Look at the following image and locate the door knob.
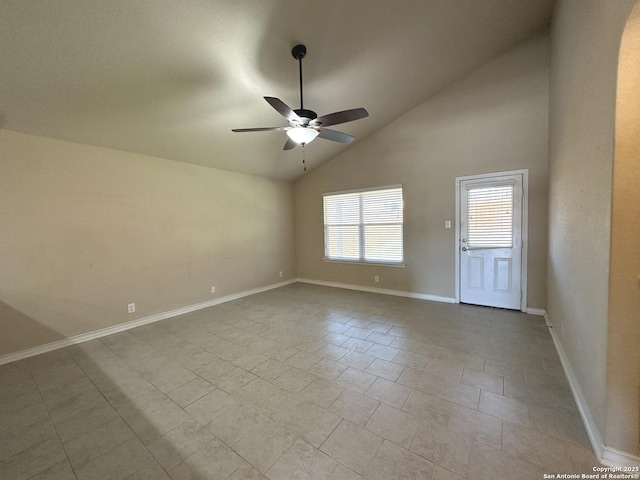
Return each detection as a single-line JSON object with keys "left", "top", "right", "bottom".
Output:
{"left": 461, "top": 247, "right": 467, "bottom": 251}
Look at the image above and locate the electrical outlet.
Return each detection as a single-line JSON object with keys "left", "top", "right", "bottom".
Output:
{"left": 127, "top": 303, "right": 135, "bottom": 314}
{"left": 279, "top": 271, "right": 283, "bottom": 278}
{"left": 211, "top": 286, "right": 216, "bottom": 294}
{"left": 374, "top": 275, "right": 380, "bottom": 283}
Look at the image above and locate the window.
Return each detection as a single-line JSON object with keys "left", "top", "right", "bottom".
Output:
{"left": 323, "top": 186, "right": 403, "bottom": 264}
{"left": 466, "top": 184, "right": 514, "bottom": 248}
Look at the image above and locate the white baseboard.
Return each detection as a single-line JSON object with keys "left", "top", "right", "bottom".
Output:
{"left": 544, "top": 311, "right": 605, "bottom": 460}
{"left": 297, "top": 278, "right": 551, "bottom": 313}
{"left": 544, "top": 312, "right": 640, "bottom": 468}
{"left": 602, "top": 446, "right": 640, "bottom": 468}
{"left": 0, "top": 279, "right": 297, "bottom": 366}
{"left": 296, "top": 278, "right": 457, "bottom": 304}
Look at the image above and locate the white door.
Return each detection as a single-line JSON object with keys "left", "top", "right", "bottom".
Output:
{"left": 459, "top": 173, "right": 524, "bottom": 310}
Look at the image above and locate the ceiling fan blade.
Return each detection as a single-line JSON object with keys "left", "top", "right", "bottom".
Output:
{"left": 312, "top": 108, "right": 369, "bottom": 127}
{"left": 283, "top": 138, "right": 297, "bottom": 150}
{"left": 264, "top": 97, "right": 301, "bottom": 123}
{"left": 317, "top": 128, "right": 355, "bottom": 144}
{"left": 231, "top": 127, "right": 288, "bottom": 132}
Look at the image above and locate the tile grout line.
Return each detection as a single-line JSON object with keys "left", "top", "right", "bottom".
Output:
{"left": 67, "top": 345, "right": 169, "bottom": 480}
{"left": 28, "top": 353, "right": 81, "bottom": 480}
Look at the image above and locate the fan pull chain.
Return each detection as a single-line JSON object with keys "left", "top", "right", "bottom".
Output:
{"left": 302, "top": 145, "right": 306, "bottom": 172}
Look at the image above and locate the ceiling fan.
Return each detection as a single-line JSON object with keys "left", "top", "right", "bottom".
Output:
{"left": 232, "top": 44, "right": 369, "bottom": 150}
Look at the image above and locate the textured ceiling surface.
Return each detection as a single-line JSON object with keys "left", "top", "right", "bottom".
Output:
{"left": 0, "top": 1, "right": 554, "bottom": 180}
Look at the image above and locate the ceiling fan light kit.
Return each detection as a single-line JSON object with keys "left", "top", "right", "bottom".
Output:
{"left": 286, "top": 127, "right": 319, "bottom": 145}
{"left": 232, "top": 44, "right": 369, "bottom": 150}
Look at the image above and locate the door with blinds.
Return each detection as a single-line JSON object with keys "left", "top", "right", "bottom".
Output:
{"left": 459, "top": 173, "right": 524, "bottom": 310}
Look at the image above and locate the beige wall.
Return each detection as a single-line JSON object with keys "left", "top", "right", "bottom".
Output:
{"left": 548, "top": 0, "right": 637, "bottom": 453}
{"left": 607, "top": 2, "right": 640, "bottom": 454}
{"left": 0, "top": 129, "right": 296, "bottom": 356}
{"left": 294, "top": 32, "right": 549, "bottom": 308}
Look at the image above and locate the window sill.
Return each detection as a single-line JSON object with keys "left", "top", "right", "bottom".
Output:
{"left": 322, "top": 258, "right": 406, "bottom": 268}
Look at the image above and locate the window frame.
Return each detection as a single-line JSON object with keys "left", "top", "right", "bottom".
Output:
{"left": 322, "top": 184, "right": 405, "bottom": 266}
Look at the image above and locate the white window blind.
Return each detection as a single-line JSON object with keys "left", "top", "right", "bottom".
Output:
{"left": 466, "top": 184, "right": 514, "bottom": 248}
{"left": 324, "top": 187, "right": 403, "bottom": 264}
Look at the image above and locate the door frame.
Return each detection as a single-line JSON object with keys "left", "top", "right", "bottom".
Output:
{"left": 454, "top": 169, "right": 529, "bottom": 312}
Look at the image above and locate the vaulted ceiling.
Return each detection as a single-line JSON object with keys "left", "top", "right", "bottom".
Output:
{"left": 0, "top": 0, "right": 554, "bottom": 180}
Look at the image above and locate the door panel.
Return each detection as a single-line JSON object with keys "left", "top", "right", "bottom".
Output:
{"left": 467, "top": 255, "right": 484, "bottom": 289}
{"left": 494, "top": 257, "right": 512, "bottom": 293}
{"left": 459, "top": 174, "right": 523, "bottom": 310}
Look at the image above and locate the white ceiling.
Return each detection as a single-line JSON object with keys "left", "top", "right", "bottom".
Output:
{"left": 0, "top": 0, "right": 554, "bottom": 181}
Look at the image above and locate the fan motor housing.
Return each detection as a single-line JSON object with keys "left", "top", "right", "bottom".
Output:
{"left": 294, "top": 108, "right": 317, "bottom": 122}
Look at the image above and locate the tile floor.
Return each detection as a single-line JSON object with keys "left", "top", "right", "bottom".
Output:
{"left": 0, "top": 283, "right": 601, "bottom": 479}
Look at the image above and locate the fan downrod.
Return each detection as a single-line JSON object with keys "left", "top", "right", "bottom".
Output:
{"left": 291, "top": 44, "right": 314, "bottom": 117}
